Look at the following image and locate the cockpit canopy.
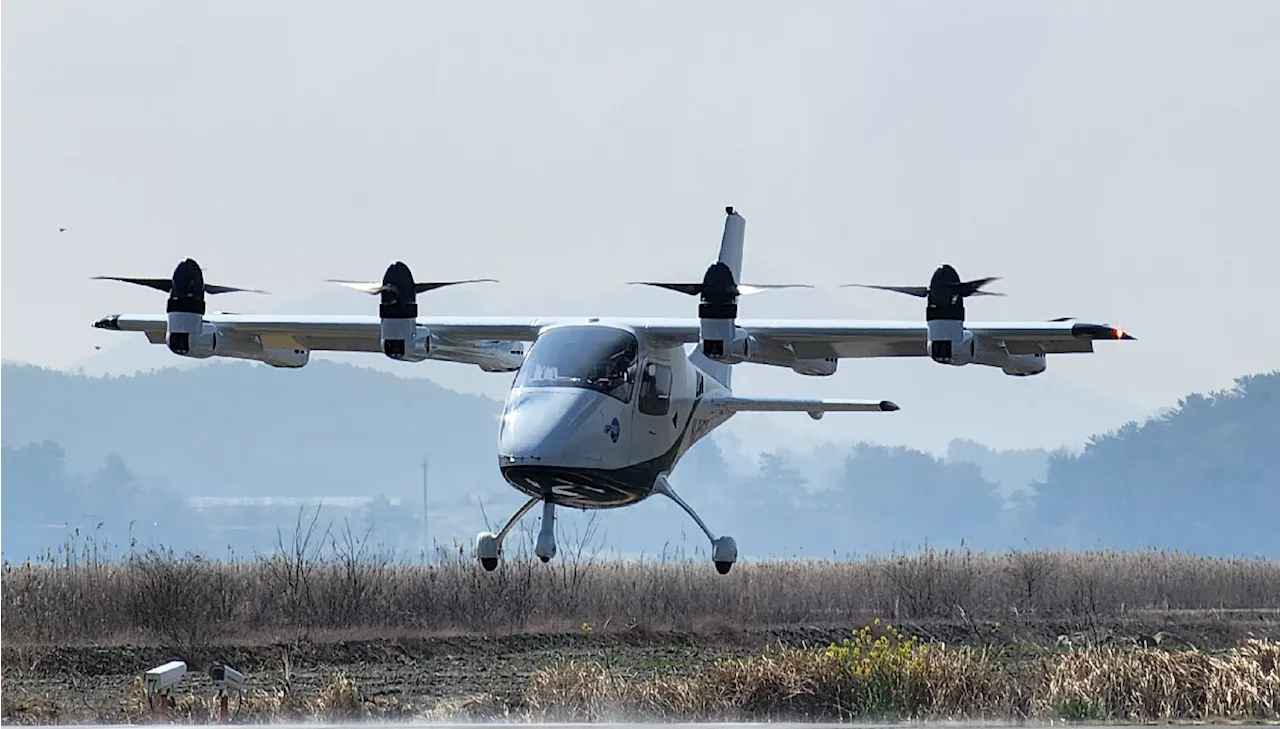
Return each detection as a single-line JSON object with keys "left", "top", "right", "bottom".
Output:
{"left": 513, "top": 325, "right": 639, "bottom": 402}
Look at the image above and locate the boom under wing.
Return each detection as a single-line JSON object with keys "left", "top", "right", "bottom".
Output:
{"left": 701, "top": 394, "right": 900, "bottom": 420}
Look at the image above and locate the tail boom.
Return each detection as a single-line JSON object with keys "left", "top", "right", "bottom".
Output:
{"left": 704, "top": 395, "right": 900, "bottom": 420}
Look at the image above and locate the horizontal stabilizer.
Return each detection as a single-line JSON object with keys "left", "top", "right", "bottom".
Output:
{"left": 707, "top": 395, "right": 899, "bottom": 420}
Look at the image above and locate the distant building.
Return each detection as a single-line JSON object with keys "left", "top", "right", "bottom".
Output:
{"left": 185, "top": 495, "right": 413, "bottom": 554}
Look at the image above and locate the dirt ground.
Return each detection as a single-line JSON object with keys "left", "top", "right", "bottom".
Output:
{"left": 3, "top": 612, "right": 1277, "bottom": 724}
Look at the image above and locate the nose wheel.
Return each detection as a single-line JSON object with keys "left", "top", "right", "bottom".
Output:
{"left": 535, "top": 500, "right": 557, "bottom": 563}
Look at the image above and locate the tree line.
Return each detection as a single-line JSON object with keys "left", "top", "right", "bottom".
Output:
{"left": 4, "top": 370, "right": 1276, "bottom": 561}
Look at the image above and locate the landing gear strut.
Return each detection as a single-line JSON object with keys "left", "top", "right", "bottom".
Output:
{"left": 474, "top": 497, "right": 559, "bottom": 570}
{"left": 473, "top": 496, "right": 539, "bottom": 571}
{"left": 535, "top": 499, "right": 557, "bottom": 563}
{"left": 654, "top": 475, "right": 738, "bottom": 574}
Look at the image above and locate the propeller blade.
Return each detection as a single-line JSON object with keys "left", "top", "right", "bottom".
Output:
{"left": 328, "top": 278, "right": 498, "bottom": 295}
{"left": 204, "top": 284, "right": 269, "bottom": 295}
{"left": 736, "top": 283, "right": 814, "bottom": 295}
{"left": 413, "top": 279, "right": 498, "bottom": 293}
{"left": 92, "top": 276, "right": 173, "bottom": 293}
{"left": 841, "top": 283, "right": 931, "bottom": 298}
{"left": 92, "top": 277, "right": 267, "bottom": 294}
{"left": 629, "top": 282, "right": 813, "bottom": 296}
{"left": 955, "top": 277, "right": 1003, "bottom": 297}
{"left": 327, "top": 280, "right": 388, "bottom": 295}
{"left": 627, "top": 282, "right": 705, "bottom": 295}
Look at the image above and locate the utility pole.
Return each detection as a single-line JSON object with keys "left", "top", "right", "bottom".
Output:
{"left": 421, "top": 456, "right": 429, "bottom": 563}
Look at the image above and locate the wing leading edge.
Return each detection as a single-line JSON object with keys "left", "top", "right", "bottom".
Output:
{"left": 93, "top": 313, "right": 1131, "bottom": 367}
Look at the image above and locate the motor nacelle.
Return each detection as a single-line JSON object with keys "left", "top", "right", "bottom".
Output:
{"left": 380, "top": 319, "right": 433, "bottom": 362}
{"left": 166, "top": 311, "right": 218, "bottom": 358}
{"left": 1001, "top": 352, "right": 1046, "bottom": 377}
{"left": 260, "top": 347, "right": 310, "bottom": 368}
{"left": 925, "top": 319, "right": 975, "bottom": 366}
{"left": 791, "top": 357, "right": 838, "bottom": 376}
{"left": 474, "top": 340, "right": 526, "bottom": 372}
{"left": 699, "top": 321, "right": 754, "bottom": 363}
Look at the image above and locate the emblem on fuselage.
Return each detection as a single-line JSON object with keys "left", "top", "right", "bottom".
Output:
{"left": 606, "top": 417, "right": 620, "bottom": 443}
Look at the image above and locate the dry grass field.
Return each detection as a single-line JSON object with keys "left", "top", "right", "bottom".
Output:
{"left": 3, "top": 527, "right": 1279, "bottom": 723}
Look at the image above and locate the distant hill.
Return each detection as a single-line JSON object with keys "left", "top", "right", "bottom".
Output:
{"left": 945, "top": 438, "right": 1058, "bottom": 496}
{"left": 1023, "top": 370, "right": 1280, "bottom": 557}
{"left": 3, "top": 363, "right": 1277, "bottom": 561}
{"left": 1, "top": 360, "right": 507, "bottom": 500}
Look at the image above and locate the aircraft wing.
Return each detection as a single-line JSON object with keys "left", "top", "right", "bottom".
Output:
{"left": 94, "top": 313, "right": 1130, "bottom": 369}
{"left": 636, "top": 318, "right": 1133, "bottom": 357}
{"left": 93, "top": 313, "right": 549, "bottom": 372}
{"left": 95, "top": 313, "right": 551, "bottom": 350}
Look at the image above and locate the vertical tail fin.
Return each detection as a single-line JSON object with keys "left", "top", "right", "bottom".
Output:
{"left": 689, "top": 207, "right": 745, "bottom": 391}
{"left": 717, "top": 206, "right": 746, "bottom": 283}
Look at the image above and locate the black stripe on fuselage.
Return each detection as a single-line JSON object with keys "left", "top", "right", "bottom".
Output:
{"left": 500, "top": 396, "right": 703, "bottom": 509}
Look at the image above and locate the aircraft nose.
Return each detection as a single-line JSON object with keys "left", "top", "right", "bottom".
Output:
{"left": 499, "top": 389, "right": 603, "bottom": 465}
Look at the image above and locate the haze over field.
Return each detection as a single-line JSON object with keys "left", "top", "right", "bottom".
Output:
{"left": 4, "top": 362, "right": 1277, "bottom": 562}
{"left": 4, "top": 3, "right": 1279, "bottom": 565}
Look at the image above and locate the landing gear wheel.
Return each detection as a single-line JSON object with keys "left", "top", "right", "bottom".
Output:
{"left": 473, "top": 497, "right": 540, "bottom": 573}
{"left": 711, "top": 536, "right": 737, "bottom": 575}
{"left": 535, "top": 500, "right": 557, "bottom": 563}
{"left": 654, "top": 476, "right": 738, "bottom": 576}
{"left": 475, "top": 531, "right": 501, "bottom": 571}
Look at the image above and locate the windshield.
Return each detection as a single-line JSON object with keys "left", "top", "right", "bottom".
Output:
{"left": 514, "top": 326, "right": 639, "bottom": 402}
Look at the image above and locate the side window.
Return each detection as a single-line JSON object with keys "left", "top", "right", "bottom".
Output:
{"left": 696, "top": 372, "right": 704, "bottom": 397}
{"left": 638, "top": 362, "right": 672, "bottom": 416}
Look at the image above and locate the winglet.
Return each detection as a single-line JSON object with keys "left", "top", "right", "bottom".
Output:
{"left": 1071, "top": 323, "right": 1137, "bottom": 341}
{"left": 93, "top": 315, "right": 121, "bottom": 330}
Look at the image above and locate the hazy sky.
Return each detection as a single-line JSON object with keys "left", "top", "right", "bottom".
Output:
{"left": 5, "top": 1, "right": 1279, "bottom": 446}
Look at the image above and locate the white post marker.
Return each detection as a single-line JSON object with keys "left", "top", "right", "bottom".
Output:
{"left": 209, "top": 664, "right": 247, "bottom": 723}
{"left": 144, "top": 660, "right": 187, "bottom": 720}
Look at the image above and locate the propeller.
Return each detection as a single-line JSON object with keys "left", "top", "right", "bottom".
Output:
{"left": 93, "top": 258, "right": 267, "bottom": 316}
{"left": 92, "top": 259, "right": 268, "bottom": 295}
{"left": 844, "top": 260, "right": 1003, "bottom": 317}
{"left": 327, "top": 262, "right": 497, "bottom": 302}
{"left": 842, "top": 264, "right": 1004, "bottom": 308}
{"left": 629, "top": 262, "right": 812, "bottom": 298}
{"left": 631, "top": 282, "right": 811, "bottom": 296}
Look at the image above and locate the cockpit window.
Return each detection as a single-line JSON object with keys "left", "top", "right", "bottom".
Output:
{"left": 514, "top": 326, "right": 639, "bottom": 402}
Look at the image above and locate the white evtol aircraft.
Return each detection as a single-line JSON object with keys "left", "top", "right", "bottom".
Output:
{"left": 91, "top": 207, "right": 1134, "bottom": 574}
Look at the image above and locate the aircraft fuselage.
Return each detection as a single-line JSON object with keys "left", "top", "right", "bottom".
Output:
{"left": 496, "top": 322, "right": 726, "bottom": 509}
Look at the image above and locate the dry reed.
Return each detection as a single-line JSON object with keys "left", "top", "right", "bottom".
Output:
{"left": 523, "top": 628, "right": 1280, "bottom": 722}
{"left": 4, "top": 521, "right": 1279, "bottom": 647}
